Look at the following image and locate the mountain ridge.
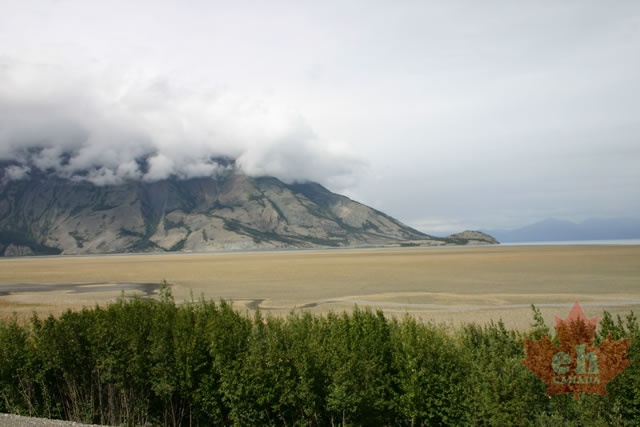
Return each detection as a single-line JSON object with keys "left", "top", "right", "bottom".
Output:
{"left": 0, "top": 166, "right": 495, "bottom": 256}
{"left": 484, "top": 217, "right": 640, "bottom": 243}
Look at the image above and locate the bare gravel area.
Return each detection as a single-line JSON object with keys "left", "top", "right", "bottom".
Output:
{"left": 0, "top": 413, "right": 107, "bottom": 426}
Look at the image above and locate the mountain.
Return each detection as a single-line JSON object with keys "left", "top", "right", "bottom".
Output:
{"left": 485, "top": 217, "right": 640, "bottom": 243}
{"left": 445, "top": 230, "right": 499, "bottom": 245}
{"left": 0, "top": 166, "right": 491, "bottom": 256}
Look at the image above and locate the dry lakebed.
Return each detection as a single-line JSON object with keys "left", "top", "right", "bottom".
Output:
{"left": 1, "top": 244, "right": 639, "bottom": 330}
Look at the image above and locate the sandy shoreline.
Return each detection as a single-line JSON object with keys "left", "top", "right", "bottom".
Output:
{"left": 1, "top": 244, "right": 639, "bottom": 329}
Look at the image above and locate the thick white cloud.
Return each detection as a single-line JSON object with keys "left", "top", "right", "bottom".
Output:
{"left": 0, "top": 60, "right": 362, "bottom": 187}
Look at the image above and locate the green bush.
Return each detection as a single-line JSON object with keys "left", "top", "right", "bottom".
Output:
{"left": 0, "top": 295, "right": 637, "bottom": 426}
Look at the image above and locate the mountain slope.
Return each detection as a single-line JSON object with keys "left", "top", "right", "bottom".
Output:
{"left": 446, "top": 231, "right": 499, "bottom": 245}
{"left": 1, "top": 168, "right": 443, "bottom": 255}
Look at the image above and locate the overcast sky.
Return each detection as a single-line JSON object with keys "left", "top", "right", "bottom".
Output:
{"left": 1, "top": 1, "right": 639, "bottom": 234}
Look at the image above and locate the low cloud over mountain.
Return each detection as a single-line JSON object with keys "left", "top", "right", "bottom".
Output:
{"left": 0, "top": 60, "right": 362, "bottom": 189}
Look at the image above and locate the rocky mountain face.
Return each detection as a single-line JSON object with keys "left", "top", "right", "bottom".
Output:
{"left": 446, "top": 231, "right": 499, "bottom": 245}
{"left": 1, "top": 164, "right": 482, "bottom": 255}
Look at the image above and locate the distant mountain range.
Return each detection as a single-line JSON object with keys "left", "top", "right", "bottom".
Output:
{"left": 0, "top": 163, "right": 497, "bottom": 256}
{"left": 484, "top": 217, "right": 640, "bottom": 243}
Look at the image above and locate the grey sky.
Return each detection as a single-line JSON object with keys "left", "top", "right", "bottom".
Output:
{"left": 1, "top": 1, "right": 639, "bottom": 234}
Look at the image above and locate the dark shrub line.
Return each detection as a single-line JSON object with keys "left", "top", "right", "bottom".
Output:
{"left": 0, "top": 289, "right": 638, "bottom": 426}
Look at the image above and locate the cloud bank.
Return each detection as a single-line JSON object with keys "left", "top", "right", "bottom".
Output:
{"left": 0, "top": 60, "right": 361, "bottom": 188}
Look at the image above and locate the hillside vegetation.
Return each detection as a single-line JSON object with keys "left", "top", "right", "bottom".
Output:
{"left": 0, "top": 285, "right": 638, "bottom": 426}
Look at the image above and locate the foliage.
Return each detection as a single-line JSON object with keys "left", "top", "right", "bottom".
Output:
{"left": 0, "top": 297, "right": 637, "bottom": 426}
{"left": 0, "top": 230, "right": 62, "bottom": 256}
